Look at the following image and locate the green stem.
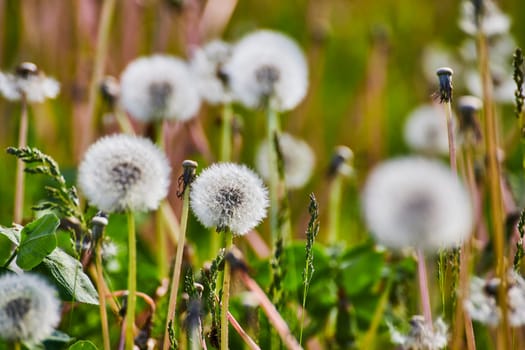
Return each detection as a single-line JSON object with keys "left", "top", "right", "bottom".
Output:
{"left": 444, "top": 101, "right": 457, "bottom": 173}
{"left": 221, "top": 231, "right": 233, "bottom": 350}
{"left": 155, "top": 120, "right": 168, "bottom": 279}
{"left": 220, "top": 103, "right": 233, "bottom": 162}
{"left": 360, "top": 280, "right": 392, "bottom": 349}
{"left": 266, "top": 105, "right": 281, "bottom": 244}
{"left": 478, "top": 29, "right": 509, "bottom": 349}
{"left": 13, "top": 96, "right": 28, "bottom": 223}
{"left": 125, "top": 211, "right": 137, "bottom": 350}
{"left": 163, "top": 186, "right": 191, "bottom": 350}
{"left": 96, "top": 241, "right": 111, "bottom": 350}
{"left": 114, "top": 107, "right": 135, "bottom": 135}
{"left": 13, "top": 341, "right": 21, "bottom": 350}
{"left": 327, "top": 175, "right": 343, "bottom": 245}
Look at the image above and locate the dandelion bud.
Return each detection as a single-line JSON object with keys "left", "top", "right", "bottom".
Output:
{"left": 436, "top": 67, "right": 454, "bottom": 103}
{"left": 15, "top": 62, "right": 38, "bottom": 79}
{"left": 99, "top": 76, "right": 120, "bottom": 106}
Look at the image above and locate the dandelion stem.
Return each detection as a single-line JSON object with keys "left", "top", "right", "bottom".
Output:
{"left": 220, "top": 230, "right": 233, "bottom": 350}
{"left": 327, "top": 174, "right": 343, "bottom": 245}
{"left": 227, "top": 310, "right": 261, "bottom": 350}
{"left": 444, "top": 101, "right": 457, "bottom": 173}
{"left": 417, "top": 249, "right": 433, "bottom": 328}
{"left": 477, "top": 30, "right": 509, "bottom": 348}
{"left": 114, "top": 107, "right": 135, "bottom": 135}
{"left": 155, "top": 120, "right": 168, "bottom": 280}
{"left": 13, "top": 342, "right": 21, "bottom": 350}
{"left": 13, "top": 96, "right": 28, "bottom": 223}
{"left": 125, "top": 210, "right": 137, "bottom": 350}
{"left": 163, "top": 181, "right": 191, "bottom": 350}
{"left": 220, "top": 103, "right": 233, "bottom": 162}
{"left": 95, "top": 240, "right": 111, "bottom": 350}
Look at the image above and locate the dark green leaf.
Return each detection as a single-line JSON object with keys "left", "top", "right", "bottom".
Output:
{"left": 16, "top": 213, "right": 59, "bottom": 270}
{"left": 0, "top": 234, "right": 14, "bottom": 266}
{"left": 338, "top": 245, "right": 385, "bottom": 296}
{"left": 41, "top": 249, "right": 99, "bottom": 305}
{"left": 0, "top": 225, "right": 21, "bottom": 245}
{"left": 68, "top": 341, "right": 99, "bottom": 350}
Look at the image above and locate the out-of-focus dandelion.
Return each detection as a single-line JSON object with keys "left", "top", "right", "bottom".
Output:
{"left": 256, "top": 132, "right": 315, "bottom": 189}
{"left": 78, "top": 134, "right": 171, "bottom": 213}
{"left": 120, "top": 55, "right": 201, "bottom": 122}
{"left": 457, "top": 95, "right": 483, "bottom": 144}
{"left": 362, "top": 157, "right": 473, "bottom": 252}
{"left": 190, "top": 40, "right": 233, "bottom": 105}
{"left": 404, "top": 104, "right": 451, "bottom": 156}
{"left": 464, "top": 67, "right": 516, "bottom": 104}
{"left": 459, "top": 0, "right": 510, "bottom": 37}
{"left": 190, "top": 162, "right": 269, "bottom": 235}
{"left": 389, "top": 315, "right": 448, "bottom": 350}
{"left": 0, "top": 273, "right": 61, "bottom": 344}
{"left": 223, "top": 30, "right": 308, "bottom": 111}
{"left": 465, "top": 271, "right": 525, "bottom": 327}
{"left": 0, "top": 62, "right": 60, "bottom": 103}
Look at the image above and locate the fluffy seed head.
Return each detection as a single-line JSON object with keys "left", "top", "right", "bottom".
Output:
{"left": 78, "top": 134, "right": 171, "bottom": 213}
{"left": 120, "top": 55, "right": 201, "bottom": 122}
{"left": 0, "top": 273, "right": 61, "bottom": 343}
{"left": 256, "top": 132, "right": 315, "bottom": 189}
{"left": 404, "top": 104, "right": 451, "bottom": 156}
{"left": 362, "top": 157, "right": 473, "bottom": 252}
{"left": 222, "top": 30, "right": 308, "bottom": 111}
{"left": 389, "top": 316, "right": 448, "bottom": 350}
{"left": 190, "top": 40, "right": 233, "bottom": 105}
{"left": 0, "top": 62, "right": 59, "bottom": 103}
{"left": 459, "top": 0, "right": 510, "bottom": 37}
{"left": 190, "top": 163, "right": 269, "bottom": 235}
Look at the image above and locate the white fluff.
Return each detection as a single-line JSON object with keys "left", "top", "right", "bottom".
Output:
{"left": 120, "top": 54, "right": 201, "bottom": 122}
{"left": 0, "top": 72, "right": 59, "bottom": 103}
{"left": 223, "top": 30, "right": 308, "bottom": 111}
{"left": 190, "top": 163, "right": 269, "bottom": 235}
{"left": 78, "top": 134, "right": 171, "bottom": 213}
{"left": 404, "top": 104, "right": 451, "bottom": 156}
{"left": 362, "top": 157, "right": 473, "bottom": 252}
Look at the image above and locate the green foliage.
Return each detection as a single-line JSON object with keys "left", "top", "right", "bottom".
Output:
{"left": 68, "top": 341, "right": 99, "bottom": 350}
{"left": 17, "top": 213, "right": 59, "bottom": 270}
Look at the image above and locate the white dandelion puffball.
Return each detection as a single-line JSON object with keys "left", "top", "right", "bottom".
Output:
{"left": 190, "top": 163, "right": 269, "bottom": 235}
{"left": 256, "top": 132, "right": 315, "bottom": 189}
{"left": 389, "top": 316, "right": 448, "bottom": 350}
{"left": 362, "top": 157, "right": 473, "bottom": 252}
{"left": 190, "top": 40, "right": 233, "bottom": 105}
{"left": 464, "top": 67, "right": 515, "bottom": 104}
{"left": 404, "top": 104, "right": 453, "bottom": 156}
{"left": 120, "top": 54, "right": 201, "bottom": 122}
{"left": 78, "top": 134, "right": 171, "bottom": 213}
{"left": 0, "top": 63, "right": 59, "bottom": 103}
{"left": 222, "top": 30, "right": 308, "bottom": 111}
{"left": 0, "top": 273, "right": 61, "bottom": 343}
{"left": 459, "top": 0, "right": 510, "bottom": 37}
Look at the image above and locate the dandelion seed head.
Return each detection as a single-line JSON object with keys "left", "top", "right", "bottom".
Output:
{"left": 459, "top": 0, "right": 510, "bottom": 37}
{"left": 464, "top": 67, "right": 515, "bottom": 104}
{"left": 404, "top": 104, "right": 451, "bottom": 156}
{"left": 256, "top": 132, "right": 315, "bottom": 189}
{"left": 223, "top": 30, "right": 308, "bottom": 111}
{"left": 389, "top": 316, "right": 448, "bottom": 350}
{"left": 190, "top": 40, "right": 233, "bottom": 105}
{"left": 0, "top": 62, "right": 60, "bottom": 103}
{"left": 362, "top": 157, "right": 473, "bottom": 252}
{"left": 120, "top": 55, "right": 201, "bottom": 122}
{"left": 78, "top": 134, "right": 171, "bottom": 213}
{"left": 190, "top": 163, "right": 269, "bottom": 235}
{"left": 0, "top": 273, "right": 61, "bottom": 343}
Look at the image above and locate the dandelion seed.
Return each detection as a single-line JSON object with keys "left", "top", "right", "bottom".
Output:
{"left": 78, "top": 134, "right": 171, "bottom": 213}
{"left": 362, "top": 157, "right": 473, "bottom": 252}
{"left": 389, "top": 315, "right": 448, "bottom": 350}
{"left": 256, "top": 132, "right": 315, "bottom": 189}
{"left": 465, "top": 270, "right": 525, "bottom": 327}
{"left": 404, "top": 104, "right": 452, "bottom": 156}
{"left": 0, "top": 62, "right": 60, "bottom": 103}
{"left": 459, "top": 0, "right": 510, "bottom": 37}
{"left": 190, "top": 40, "right": 233, "bottom": 105}
{"left": 222, "top": 30, "right": 308, "bottom": 111}
{"left": 190, "top": 163, "right": 269, "bottom": 235}
{"left": 120, "top": 55, "right": 201, "bottom": 122}
{"left": 0, "top": 273, "right": 61, "bottom": 344}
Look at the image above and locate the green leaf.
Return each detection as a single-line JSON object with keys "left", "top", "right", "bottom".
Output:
{"left": 0, "top": 234, "right": 14, "bottom": 266}
{"left": 41, "top": 249, "right": 99, "bottom": 305}
{"left": 68, "top": 341, "right": 99, "bottom": 350}
{"left": 16, "top": 213, "right": 59, "bottom": 270}
{"left": 338, "top": 244, "right": 385, "bottom": 296}
{"left": 0, "top": 225, "right": 21, "bottom": 245}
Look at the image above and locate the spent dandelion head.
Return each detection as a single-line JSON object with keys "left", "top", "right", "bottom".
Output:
{"left": 404, "top": 104, "right": 451, "bottom": 156}
{"left": 457, "top": 95, "right": 483, "bottom": 144}
{"left": 459, "top": 0, "right": 510, "bottom": 37}
{"left": 464, "top": 66, "right": 516, "bottom": 103}
{"left": 362, "top": 157, "right": 473, "bottom": 252}
{"left": 256, "top": 132, "right": 315, "bottom": 189}
{"left": 0, "top": 62, "right": 60, "bottom": 103}
{"left": 222, "top": 30, "right": 308, "bottom": 111}
{"left": 190, "top": 40, "right": 233, "bottom": 105}
{"left": 436, "top": 67, "right": 453, "bottom": 103}
{"left": 190, "top": 162, "right": 269, "bottom": 235}
{"left": 327, "top": 145, "right": 354, "bottom": 178}
{"left": 0, "top": 273, "right": 61, "bottom": 344}
{"left": 100, "top": 76, "right": 120, "bottom": 107}
{"left": 78, "top": 134, "right": 171, "bottom": 213}
{"left": 389, "top": 315, "right": 448, "bottom": 350}
{"left": 120, "top": 55, "right": 201, "bottom": 122}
